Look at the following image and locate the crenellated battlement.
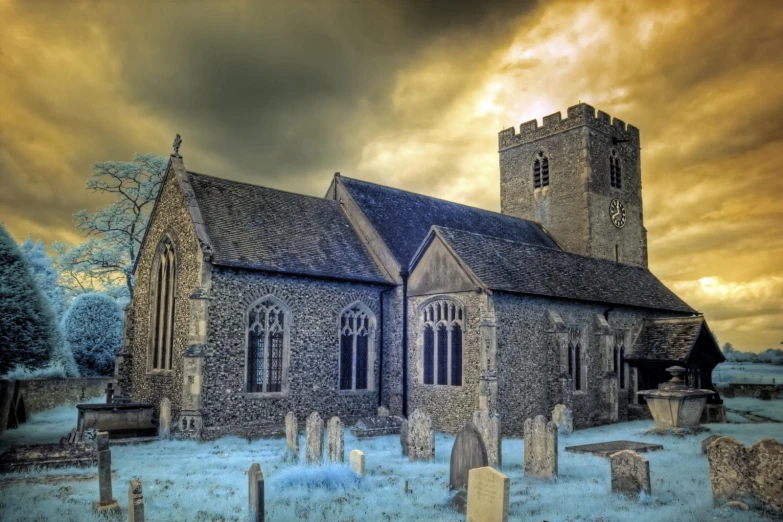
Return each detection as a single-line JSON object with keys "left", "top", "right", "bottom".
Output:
{"left": 499, "top": 103, "right": 640, "bottom": 150}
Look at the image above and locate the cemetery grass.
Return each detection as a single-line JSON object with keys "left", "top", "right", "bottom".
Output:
{"left": 1, "top": 405, "right": 782, "bottom": 521}
{"left": 713, "top": 363, "right": 783, "bottom": 385}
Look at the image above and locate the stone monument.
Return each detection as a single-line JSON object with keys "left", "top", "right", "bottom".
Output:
{"left": 523, "top": 415, "right": 557, "bottom": 479}
{"left": 350, "top": 449, "right": 366, "bottom": 476}
{"left": 327, "top": 416, "right": 344, "bottom": 463}
{"left": 93, "top": 432, "right": 120, "bottom": 513}
{"left": 306, "top": 412, "right": 324, "bottom": 465}
{"left": 128, "top": 478, "right": 145, "bottom": 522}
{"left": 610, "top": 450, "right": 651, "bottom": 497}
{"left": 285, "top": 411, "right": 298, "bottom": 460}
{"left": 159, "top": 397, "right": 171, "bottom": 439}
{"left": 466, "top": 466, "right": 509, "bottom": 522}
{"left": 407, "top": 409, "right": 434, "bottom": 461}
{"left": 472, "top": 410, "right": 502, "bottom": 467}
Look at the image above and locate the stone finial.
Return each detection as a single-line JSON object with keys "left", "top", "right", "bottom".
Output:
{"left": 523, "top": 416, "right": 557, "bottom": 479}
{"left": 472, "top": 410, "right": 502, "bottom": 467}
{"left": 610, "top": 450, "right": 651, "bottom": 497}
{"left": 327, "top": 416, "right": 344, "bottom": 463}
{"left": 407, "top": 409, "right": 434, "bottom": 461}
{"left": 172, "top": 134, "right": 182, "bottom": 157}
{"left": 305, "top": 412, "right": 324, "bottom": 465}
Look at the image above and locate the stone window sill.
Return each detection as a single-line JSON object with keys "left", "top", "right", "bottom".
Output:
{"left": 418, "top": 384, "right": 464, "bottom": 389}
{"left": 338, "top": 389, "right": 375, "bottom": 396}
{"left": 573, "top": 390, "right": 587, "bottom": 395}
{"left": 146, "top": 369, "right": 173, "bottom": 377}
{"left": 241, "top": 391, "right": 287, "bottom": 399}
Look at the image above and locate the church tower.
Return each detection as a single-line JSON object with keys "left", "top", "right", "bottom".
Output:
{"left": 499, "top": 103, "right": 648, "bottom": 266}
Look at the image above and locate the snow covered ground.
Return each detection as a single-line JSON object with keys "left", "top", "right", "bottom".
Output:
{"left": 0, "top": 402, "right": 781, "bottom": 522}
{"left": 725, "top": 397, "right": 783, "bottom": 422}
{"left": 713, "top": 363, "right": 783, "bottom": 385}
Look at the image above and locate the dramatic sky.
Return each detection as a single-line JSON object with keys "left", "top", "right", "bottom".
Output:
{"left": 2, "top": 0, "right": 782, "bottom": 352}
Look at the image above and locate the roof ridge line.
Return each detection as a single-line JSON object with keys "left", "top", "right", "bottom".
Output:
{"left": 187, "top": 170, "right": 340, "bottom": 205}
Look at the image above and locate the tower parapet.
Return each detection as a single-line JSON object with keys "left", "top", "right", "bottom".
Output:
{"left": 499, "top": 103, "right": 640, "bottom": 151}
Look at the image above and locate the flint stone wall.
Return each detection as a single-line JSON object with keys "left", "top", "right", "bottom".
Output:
{"left": 16, "top": 378, "right": 113, "bottom": 413}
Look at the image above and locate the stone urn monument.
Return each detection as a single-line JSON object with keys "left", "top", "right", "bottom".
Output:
{"left": 637, "top": 366, "right": 713, "bottom": 432}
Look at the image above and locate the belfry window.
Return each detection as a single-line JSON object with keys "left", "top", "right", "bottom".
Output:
{"left": 247, "top": 297, "right": 289, "bottom": 393}
{"left": 339, "top": 303, "right": 376, "bottom": 391}
{"left": 610, "top": 150, "right": 622, "bottom": 189}
{"left": 149, "top": 238, "right": 176, "bottom": 371}
{"left": 421, "top": 299, "right": 464, "bottom": 386}
{"left": 533, "top": 151, "right": 550, "bottom": 189}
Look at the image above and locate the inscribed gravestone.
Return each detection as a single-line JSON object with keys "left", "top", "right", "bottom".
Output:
{"left": 472, "top": 410, "right": 502, "bottom": 467}
{"left": 523, "top": 415, "right": 557, "bottom": 479}
{"left": 610, "top": 450, "right": 651, "bottom": 497}
{"left": 285, "top": 412, "right": 298, "bottom": 459}
{"left": 128, "top": 478, "right": 145, "bottom": 522}
{"left": 408, "top": 409, "right": 434, "bottom": 461}
{"left": 551, "top": 404, "right": 573, "bottom": 435}
{"left": 159, "top": 397, "right": 171, "bottom": 439}
{"left": 350, "top": 449, "right": 365, "bottom": 476}
{"left": 450, "top": 422, "right": 489, "bottom": 492}
{"left": 327, "top": 416, "right": 344, "bottom": 463}
{"left": 466, "top": 466, "right": 509, "bottom": 522}
{"left": 306, "top": 412, "right": 324, "bottom": 465}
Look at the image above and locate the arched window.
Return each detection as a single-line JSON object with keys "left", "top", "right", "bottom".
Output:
{"left": 614, "top": 335, "right": 626, "bottom": 390}
{"left": 247, "top": 297, "right": 289, "bottom": 393}
{"left": 421, "top": 299, "right": 464, "bottom": 386}
{"left": 610, "top": 150, "right": 622, "bottom": 189}
{"left": 533, "top": 151, "right": 550, "bottom": 189}
{"left": 339, "top": 302, "right": 376, "bottom": 391}
{"left": 149, "top": 238, "right": 176, "bottom": 371}
{"left": 568, "top": 327, "right": 584, "bottom": 391}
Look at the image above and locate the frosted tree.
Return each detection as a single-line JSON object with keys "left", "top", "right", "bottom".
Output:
{"left": 19, "top": 236, "right": 69, "bottom": 320}
{"left": 53, "top": 153, "right": 168, "bottom": 301}
{"left": 61, "top": 292, "right": 124, "bottom": 376}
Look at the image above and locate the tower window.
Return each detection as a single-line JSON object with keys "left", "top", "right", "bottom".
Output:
{"left": 610, "top": 150, "right": 622, "bottom": 189}
{"left": 533, "top": 151, "right": 550, "bottom": 189}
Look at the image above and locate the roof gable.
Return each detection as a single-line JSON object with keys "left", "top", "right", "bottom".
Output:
{"left": 628, "top": 317, "right": 724, "bottom": 362}
{"left": 408, "top": 232, "right": 483, "bottom": 296}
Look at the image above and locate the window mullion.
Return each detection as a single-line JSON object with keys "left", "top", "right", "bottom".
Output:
{"left": 447, "top": 324, "right": 452, "bottom": 386}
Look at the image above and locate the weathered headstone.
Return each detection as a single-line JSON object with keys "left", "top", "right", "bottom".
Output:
{"left": 128, "top": 478, "right": 145, "bottom": 522}
{"left": 93, "top": 432, "right": 120, "bottom": 513}
{"left": 377, "top": 406, "right": 390, "bottom": 417}
{"left": 523, "top": 415, "right": 557, "bottom": 479}
{"left": 407, "top": 409, "right": 434, "bottom": 461}
{"left": 285, "top": 412, "right": 298, "bottom": 459}
{"left": 351, "top": 415, "right": 402, "bottom": 438}
{"left": 327, "top": 416, "right": 344, "bottom": 463}
{"left": 450, "top": 422, "right": 489, "bottom": 492}
{"left": 305, "top": 412, "right": 324, "bottom": 465}
{"left": 610, "top": 450, "right": 651, "bottom": 497}
{"left": 701, "top": 435, "right": 720, "bottom": 454}
{"left": 706, "top": 436, "right": 783, "bottom": 512}
{"left": 466, "top": 466, "right": 509, "bottom": 522}
{"left": 105, "top": 382, "right": 114, "bottom": 404}
{"left": 248, "top": 462, "right": 264, "bottom": 522}
{"left": 472, "top": 410, "right": 502, "bottom": 467}
{"left": 551, "top": 404, "right": 573, "bottom": 435}
{"left": 400, "top": 418, "right": 409, "bottom": 457}
{"left": 350, "top": 449, "right": 366, "bottom": 476}
{"left": 159, "top": 397, "right": 171, "bottom": 439}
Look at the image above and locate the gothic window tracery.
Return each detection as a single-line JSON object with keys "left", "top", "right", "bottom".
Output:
{"left": 610, "top": 150, "right": 622, "bottom": 189}
{"left": 568, "top": 327, "right": 585, "bottom": 391}
{"left": 339, "top": 303, "right": 375, "bottom": 391}
{"left": 247, "top": 297, "right": 289, "bottom": 393}
{"left": 149, "top": 238, "right": 176, "bottom": 371}
{"left": 421, "top": 299, "right": 464, "bottom": 386}
{"left": 533, "top": 151, "right": 550, "bottom": 189}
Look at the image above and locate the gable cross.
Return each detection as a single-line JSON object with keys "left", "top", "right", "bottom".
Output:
{"left": 172, "top": 134, "right": 182, "bottom": 157}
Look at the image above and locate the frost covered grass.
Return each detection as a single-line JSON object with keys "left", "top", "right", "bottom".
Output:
{"left": 713, "top": 363, "right": 783, "bottom": 385}
{"left": 1, "top": 406, "right": 781, "bottom": 522}
{"left": 724, "top": 397, "right": 783, "bottom": 422}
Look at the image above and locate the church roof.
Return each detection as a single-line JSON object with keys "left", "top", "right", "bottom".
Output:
{"left": 627, "top": 316, "right": 723, "bottom": 362}
{"left": 186, "top": 172, "right": 390, "bottom": 284}
{"left": 427, "top": 226, "right": 696, "bottom": 313}
{"left": 338, "top": 176, "right": 559, "bottom": 266}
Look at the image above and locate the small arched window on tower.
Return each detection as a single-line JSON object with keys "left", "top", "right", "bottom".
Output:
{"left": 149, "top": 237, "right": 176, "bottom": 371}
{"left": 610, "top": 150, "right": 622, "bottom": 189}
{"left": 421, "top": 299, "right": 464, "bottom": 386}
{"left": 533, "top": 151, "right": 550, "bottom": 189}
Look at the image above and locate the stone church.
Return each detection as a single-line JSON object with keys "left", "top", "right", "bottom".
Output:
{"left": 116, "top": 103, "right": 724, "bottom": 439}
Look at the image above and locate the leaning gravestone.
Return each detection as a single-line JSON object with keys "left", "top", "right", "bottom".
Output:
{"left": 400, "top": 418, "right": 409, "bottom": 457}
{"left": 472, "top": 410, "right": 502, "bottom": 467}
{"left": 551, "top": 404, "right": 573, "bottom": 435}
{"left": 306, "top": 412, "right": 324, "bottom": 465}
{"left": 466, "top": 466, "right": 509, "bottom": 522}
{"left": 450, "top": 422, "right": 489, "bottom": 492}
{"left": 327, "top": 416, "right": 344, "bottom": 463}
{"left": 128, "top": 478, "right": 145, "bottom": 522}
{"left": 610, "top": 450, "right": 651, "bottom": 497}
{"left": 159, "top": 397, "right": 171, "bottom": 439}
{"left": 350, "top": 449, "right": 365, "bottom": 476}
{"left": 523, "top": 415, "right": 557, "bottom": 479}
{"left": 285, "top": 412, "right": 298, "bottom": 459}
{"left": 408, "top": 409, "right": 434, "bottom": 461}
{"left": 93, "top": 432, "right": 120, "bottom": 513}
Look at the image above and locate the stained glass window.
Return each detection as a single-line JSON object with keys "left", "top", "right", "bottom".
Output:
{"left": 247, "top": 297, "right": 287, "bottom": 393}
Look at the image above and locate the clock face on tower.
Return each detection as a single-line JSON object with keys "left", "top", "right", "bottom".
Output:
{"left": 610, "top": 199, "right": 626, "bottom": 228}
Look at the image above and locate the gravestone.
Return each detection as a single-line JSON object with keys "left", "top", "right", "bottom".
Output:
{"left": 378, "top": 406, "right": 390, "bottom": 417}
{"left": 305, "top": 412, "right": 324, "bottom": 465}
{"left": 758, "top": 389, "right": 772, "bottom": 401}
{"left": 128, "top": 478, "right": 145, "bottom": 522}
{"left": 93, "top": 432, "right": 120, "bottom": 513}
{"left": 610, "top": 450, "right": 651, "bottom": 497}
{"left": 466, "top": 466, "right": 509, "bottom": 522}
{"left": 351, "top": 416, "right": 402, "bottom": 438}
{"left": 565, "top": 440, "right": 663, "bottom": 458}
{"left": 327, "top": 416, "right": 344, "bottom": 463}
{"left": 105, "top": 383, "right": 114, "bottom": 404}
{"left": 159, "top": 397, "right": 171, "bottom": 439}
{"left": 722, "top": 387, "right": 735, "bottom": 399}
{"left": 551, "top": 404, "right": 573, "bottom": 435}
{"left": 523, "top": 415, "right": 557, "bottom": 479}
{"left": 706, "top": 436, "right": 783, "bottom": 512}
{"left": 407, "top": 409, "right": 434, "bottom": 461}
{"left": 285, "top": 412, "right": 298, "bottom": 459}
{"left": 248, "top": 462, "right": 264, "bottom": 522}
{"left": 450, "top": 422, "right": 489, "bottom": 492}
{"left": 350, "top": 449, "right": 365, "bottom": 476}
{"left": 472, "top": 410, "right": 502, "bottom": 467}
{"left": 701, "top": 435, "right": 720, "bottom": 454}
{"left": 400, "top": 418, "right": 409, "bottom": 457}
